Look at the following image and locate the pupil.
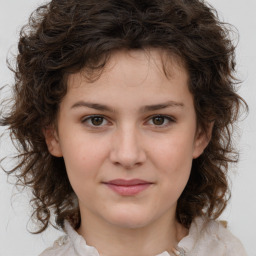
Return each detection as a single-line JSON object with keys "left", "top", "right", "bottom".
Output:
{"left": 92, "top": 117, "right": 103, "bottom": 126}
{"left": 153, "top": 116, "right": 164, "bottom": 125}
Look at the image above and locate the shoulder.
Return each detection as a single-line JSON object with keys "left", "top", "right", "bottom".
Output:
{"left": 39, "top": 221, "right": 100, "bottom": 256}
{"left": 39, "top": 235, "right": 72, "bottom": 256}
{"left": 203, "top": 218, "right": 247, "bottom": 255}
{"left": 39, "top": 235, "right": 73, "bottom": 256}
{"left": 178, "top": 217, "right": 247, "bottom": 256}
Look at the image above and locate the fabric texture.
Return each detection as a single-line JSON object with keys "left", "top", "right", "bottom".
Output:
{"left": 39, "top": 217, "right": 247, "bottom": 256}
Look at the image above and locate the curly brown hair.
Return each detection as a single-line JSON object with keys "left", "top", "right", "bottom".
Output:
{"left": 1, "top": 0, "right": 247, "bottom": 233}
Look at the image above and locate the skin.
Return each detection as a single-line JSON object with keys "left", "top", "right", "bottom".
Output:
{"left": 45, "top": 49, "right": 211, "bottom": 256}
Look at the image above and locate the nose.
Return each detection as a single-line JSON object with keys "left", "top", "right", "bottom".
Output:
{"left": 109, "top": 126, "right": 146, "bottom": 169}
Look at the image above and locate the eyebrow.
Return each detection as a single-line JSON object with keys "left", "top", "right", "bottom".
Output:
{"left": 71, "top": 102, "right": 114, "bottom": 112}
{"left": 71, "top": 100, "right": 184, "bottom": 112}
{"left": 142, "top": 101, "right": 184, "bottom": 112}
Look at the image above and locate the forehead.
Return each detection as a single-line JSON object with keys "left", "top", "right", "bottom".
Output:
{"left": 61, "top": 48, "right": 195, "bottom": 119}
{"left": 67, "top": 48, "right": 188, "bottom": 90}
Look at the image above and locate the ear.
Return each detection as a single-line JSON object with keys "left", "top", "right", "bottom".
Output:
{"left": 193, "top": 122, "right": 214, "bottom": 159}
{"left": 43, "top": 127, "right": 63, "bottom": 157}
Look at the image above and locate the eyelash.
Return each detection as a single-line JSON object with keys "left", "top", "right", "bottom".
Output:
{"left": 147, "top": 115, "right": 176, "bottom": 127}
{"left": 81, "top": 114, "right": 176, "bottom": 129}
{"left": 81, "top": 115, "right": 109, "bottom": 128}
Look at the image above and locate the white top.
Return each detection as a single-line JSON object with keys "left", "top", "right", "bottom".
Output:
{"left": 39, "top": 217, "right": 247, "bottom": 256}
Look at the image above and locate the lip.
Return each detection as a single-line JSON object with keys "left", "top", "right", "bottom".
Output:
{"left": 102, "top": 179, "right": 153, "bottom": 196}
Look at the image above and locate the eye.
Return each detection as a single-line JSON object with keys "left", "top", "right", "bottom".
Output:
{"left": 82, "top": 115, "right": 109, "bottom": 127}
{"left": 147, "top": 115, "right": 175, "bottom": 127}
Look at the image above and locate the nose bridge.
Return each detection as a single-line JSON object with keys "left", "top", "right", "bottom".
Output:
{"left": 110, "top": 123, "right": 146, "bottom": 168}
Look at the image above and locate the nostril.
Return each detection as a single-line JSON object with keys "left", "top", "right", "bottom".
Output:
{"left": 109, "top": 130, "right": 147, "bottom": 168}
{"left": 112, "top": 158, "right": 144, "bottom": 169}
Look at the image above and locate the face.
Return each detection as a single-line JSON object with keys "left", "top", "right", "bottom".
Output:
{"left": 45, "top": 49, "right": 210, "bottom": 230}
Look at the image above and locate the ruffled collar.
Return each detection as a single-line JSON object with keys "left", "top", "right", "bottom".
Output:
{"left": 62, "top": 217, "right": 206, "bottom": 256}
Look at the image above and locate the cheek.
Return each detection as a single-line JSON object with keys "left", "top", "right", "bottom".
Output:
{"left": 151, "top": 133, "right": 195, "bottom": 188}
{"left": 152, "top": 132, "right": 195, "bottom": 167}
{"left": 60, "top": 136, "right": 108, "bottom": 187}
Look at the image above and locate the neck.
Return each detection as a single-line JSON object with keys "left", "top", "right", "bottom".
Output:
{"left": 77, "top": 210, "right": 188, "bottom": 256}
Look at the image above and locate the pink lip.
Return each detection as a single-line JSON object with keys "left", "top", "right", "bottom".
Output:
{"left": 103, "top": 179, "right": 153, "bottom": 196}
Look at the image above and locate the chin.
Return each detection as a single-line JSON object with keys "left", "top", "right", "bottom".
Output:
{"left": 105, "top": 209, "right": 153, "bottom": 229}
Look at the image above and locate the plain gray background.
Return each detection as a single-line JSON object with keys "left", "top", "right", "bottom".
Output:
{"left": 0, "top": 1, "right": 255, "bottom": 255}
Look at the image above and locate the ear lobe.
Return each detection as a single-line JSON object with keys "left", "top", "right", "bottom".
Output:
{"left": 43, "top": 127, "right": 63, "bottom": 157}
{"left": 193, "top": 122, "right": 214, "bottom": 159}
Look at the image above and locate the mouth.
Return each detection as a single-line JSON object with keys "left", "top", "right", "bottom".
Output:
{"left": 102, "top": 179, "right": 153, "bottom": 196}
